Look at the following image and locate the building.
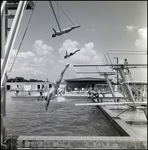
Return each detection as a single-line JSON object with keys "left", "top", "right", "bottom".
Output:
{"left": 6, "top": 77, "right": 114, "bottom": 92}
{"left": 64, "top": 77, "right": 111, "bottom": 91}
{"left": 6, "top": 82, "right": 52, "bottom": 91}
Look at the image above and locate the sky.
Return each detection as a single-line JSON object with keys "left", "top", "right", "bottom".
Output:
{"left": 7, "top": 1, "right": 147, "bottom": 83}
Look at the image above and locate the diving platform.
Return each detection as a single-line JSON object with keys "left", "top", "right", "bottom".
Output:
{"left": 73, "top": 64, "right": 147, "bottom": 67}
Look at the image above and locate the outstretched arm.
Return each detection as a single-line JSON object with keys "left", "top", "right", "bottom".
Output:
{"left": 64, "top": 51, "right": 68, "bottom": 58}
{"left": 52, "top": 28, "right": 56, "bottom": 34}
{"left": 56, "top": 64, "right": 70, "bottom": 85}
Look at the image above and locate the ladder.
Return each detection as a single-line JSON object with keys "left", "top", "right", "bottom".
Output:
{"left": 1, "top": 1, "right": 35, "bottom": 148}
{"left": 125, "top": 68, "right": 133, "bottom": 80}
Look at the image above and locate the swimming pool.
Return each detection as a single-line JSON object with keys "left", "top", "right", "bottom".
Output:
{"left": 5, "top": 91, "right": 118, "bottom": 136}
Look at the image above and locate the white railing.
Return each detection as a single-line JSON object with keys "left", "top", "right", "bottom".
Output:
{"left": 1, "top": 1, "right": 30, "bottom": 146}
{"left": 1, "top": 1, "right": 28, "bottom": 87}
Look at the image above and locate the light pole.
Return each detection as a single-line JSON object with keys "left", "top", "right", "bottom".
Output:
{"left": 114, "top": 57, "right": 118, "bottom": 85}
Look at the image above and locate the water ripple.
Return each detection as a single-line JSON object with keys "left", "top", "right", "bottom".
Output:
{"left": 5, "top": 91, "right": 118, "bottom": 136}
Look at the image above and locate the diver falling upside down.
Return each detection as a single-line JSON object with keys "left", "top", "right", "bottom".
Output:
{"left": 64, "top": 49, "right": 80, "bottom": 59}
{"left": 45, "top": 64, "right": 70, "bottom": 110}
{"left": 52, "top": 25, "right": 80, "bottom": 38}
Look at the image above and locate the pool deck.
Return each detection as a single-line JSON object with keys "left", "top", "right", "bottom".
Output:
{"left": 6, "top": 95, "right": 147, "bottom": 149}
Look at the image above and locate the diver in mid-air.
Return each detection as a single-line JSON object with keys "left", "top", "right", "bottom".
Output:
{"left": 52, "top": 25, "right": 80, "bottom": 38}
{"left": 64, "top": 49, "right": 80, "bottom": 59}
{"left": 45, "top": 64, "right": 70, "bottom": 110}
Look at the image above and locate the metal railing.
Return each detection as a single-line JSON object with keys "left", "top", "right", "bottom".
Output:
{"left": 1, "top": 1, "right": 35, "bottom": 146}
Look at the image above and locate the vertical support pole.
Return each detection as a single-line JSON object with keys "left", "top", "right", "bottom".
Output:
{"left": 104, "top": 74, "right": 116, "bottom": 102}
{"left": 120, "top": 83, "right": 128, "bottom": 101}
{"left": 117, "top": 58, "right": 119, "bottom": 85}
{"left": 5, "top": 6, "right": 8, "bottom": 38}
{"left": 1, "top": 2, "right": 6, "bottom": 59}
{"left": 1, "top": 1, "right": 7, "bottom": 147}
{"left": 118, "top": 68, "right": 136, "bottom": 108}
{"left": 114, "top": 57, "right": 119, "bottom": 85}
{"left": 139, "top": 108, "right": 147, "bottom": 119}
{"left": 1, "top": 1, "right": 27, "bottom": 87}
{"left": 1, "top": 73, "right": 7, "bottom": 146}
{"left": 1, "top": 1, "right": 7, "bottom": 15}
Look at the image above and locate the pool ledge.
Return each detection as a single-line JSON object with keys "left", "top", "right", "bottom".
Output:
{"left": 16, "top": 135, "right": 147, "bottom": 149}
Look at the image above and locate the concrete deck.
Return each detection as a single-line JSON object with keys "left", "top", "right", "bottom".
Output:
{"left": 16, "top": 135, "right": 146, "bottom": 149}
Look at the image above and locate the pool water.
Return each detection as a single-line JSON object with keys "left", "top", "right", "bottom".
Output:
{"left": 5, "top": 91, "right": 118, "bottom": 136}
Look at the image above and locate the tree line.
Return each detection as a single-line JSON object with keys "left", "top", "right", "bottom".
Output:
{"left": 7, "top": 77, "right": 45, "bottom": 82}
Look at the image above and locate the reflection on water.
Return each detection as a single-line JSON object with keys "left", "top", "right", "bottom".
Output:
{"left": 5, "top": 91, "right": 118, "bottom": 136}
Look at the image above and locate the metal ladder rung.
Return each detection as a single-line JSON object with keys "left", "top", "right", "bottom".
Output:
{"left": 6, "top": 27, "right": 11, "bottom": 31}
{"left": 5, "top": 14, "right": 15, "bottom": 19}
{"left": 6, "top": 1, "right": 34, "bottom": 10}
{"left": 6, "top": 3, "right": 19, "bottom": 10}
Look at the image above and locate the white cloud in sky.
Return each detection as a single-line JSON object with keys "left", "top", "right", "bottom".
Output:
{"left": 126, "top": 25, "right": 137, "bottom": 32}
{"left": 33, "top": 39, "right": 54, "bottom": 62}
{"left": 126, "top": 26, "right": 147, "bottom": 50}
{"left": 58, "top": 39, "right": 104, "bottom": 65}
{"left": 8, "top": 38, "right": 127, "bottom": 82}
{"left": 7, "top": 36, "right": 147, "bottom": 82}
{"left": 135, "top": 27, "right": 147, "bottom": 50}
{"left": 7, "top": 40, "right": 55, "bottom": 80}
{"left": 58, "top": 39, "right": 105, "bottom": 80}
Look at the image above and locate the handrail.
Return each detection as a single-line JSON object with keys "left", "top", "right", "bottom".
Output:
{"left": 104, "top": 49, "right": 147, "bottom": 66}
{"left": 1, "top": 1, "right": 28, "bottom": 87}
{"left": 1, "top": 1, "right": 6, "bottom": 59}
{"left": 1, "top": 1, "right": 7, "bottom": 16}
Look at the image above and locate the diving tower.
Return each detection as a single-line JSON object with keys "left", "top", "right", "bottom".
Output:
{"left": 1, "top": 1, "right": 35, "bottom": 148}
{"left": 74, "top": 50, "right": 147, "bottom": 119}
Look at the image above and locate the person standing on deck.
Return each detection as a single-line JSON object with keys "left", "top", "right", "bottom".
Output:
{"left": 38, "top": 84, "right": 44, "bottom": 100}
{"left": 15, "top": 85, "right": 19, "bottom": 96}
{"left": 45, "top": 64, "right": 70, "bottom": 110}
{"left": 52, "top": 25, "right": 80, "bottom": 38}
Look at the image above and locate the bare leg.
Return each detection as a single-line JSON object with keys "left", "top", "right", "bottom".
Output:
{"left": 64, "top": 25, "right": 80, "bottom": 33}
{"left": 64, "top": 51, "right": 68, "bottom": 58}
{"left": 71, "top": 25, "right": 81, "bottom": 30}
{"left": 52, "top": 28, "right": 57, "bottom": 37}
{"left": 72, "top": 49, "right": 80, "bottom": 55}
{"left": 52, "top": 28, "right": 56, "bottom": 34}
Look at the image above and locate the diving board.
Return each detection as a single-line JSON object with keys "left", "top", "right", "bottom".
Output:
{"left": 76, "top": 72, "right": 117, "bottom": 75}
{"left": 123, "top": 81, "right": 147, "bottom": 84}
{"left": 90, "top": 97, "right": 127, "bottom": 99}
{"left": 75, "top": 102, "right": 147, "bottom": 106}
{"left": 73, "top": 64, "right": 147, "bottom": 67}
{"left": 74, "top": 63, "right": 147, "bottom": 109}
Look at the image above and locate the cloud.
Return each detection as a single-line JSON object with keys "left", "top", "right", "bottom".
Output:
{"left": 126, "top": 25, "right": 137, "bottom": 32}
{"left": 33, "top": 40, "right": 54, "bottom": 62}
{"left": 58, "top": 39, "right": 79, "bottom": 54}
{"left": 7, "top": 39, "right": 115, "bottom": 82}
{"left": 7, "top": 40, "right": 55, "bottom": 80}
{"left": 58, "top": 39, "right": 104, "bottom": 64}
{"left": 57, "top": 39, "right": 106, "bottom": 80}
{"left": 135, "top": 27, "right": 147, "bottom": 50}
